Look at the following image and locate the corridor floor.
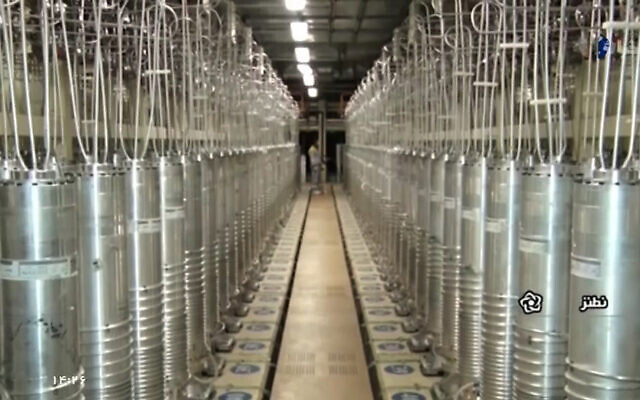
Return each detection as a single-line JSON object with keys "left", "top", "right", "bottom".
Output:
{"left": 271, "top": 191, "right": 374, "bottom": 400}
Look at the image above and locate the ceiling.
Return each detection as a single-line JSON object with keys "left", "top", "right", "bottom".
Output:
{"left": 235, "top": 0, "right": 412, "bottom": 117}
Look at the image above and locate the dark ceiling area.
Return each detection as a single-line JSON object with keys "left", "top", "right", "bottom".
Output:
{"left": 235, "top": 0, "right": 412, "bottom": 118}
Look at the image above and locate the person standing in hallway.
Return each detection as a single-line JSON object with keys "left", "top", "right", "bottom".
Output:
{"left": 308, "top": 141, "right": 323, "bottom": 193}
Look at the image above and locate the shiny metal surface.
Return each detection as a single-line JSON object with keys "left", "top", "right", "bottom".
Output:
{"left": 202, "top": 155, "right": 222, "bottom": 340}
{"left": 408, "top": 152, "right": 419, "bottom": 225}
{"left": 219, "top": 154, "right": 232, "bottom": 315}
{"left": 399, "top": 152, "right": 419, "bottom": 316}
{"left": 182, "top": 156, "right": 214, "bottom": 373}
{"left": 0, "top": 175, "right": 83, "bottom": 399}
{"left": 0, "top": 1, "right": 301, "bottom": 396}
{"left": 459, "top": 158, "right": 487, "bottom": 385}
{"left": 417, "top": 155, "right": 431, "bottom": 234}
{"left": 414, "top": 155, "right": 431, "bottom": 323}
{"left": 228, "top": 153, "right": 240, "bottom": 303}
{"left": 441, "top": 154, "right": 464, "bottom": 368}
{"left": 567, "top": 173, "right": 640, "bottom": 400}
{"left": 481, "top": 159, "right": 521, "bottom": 400}
{"left": 426, "top": 154, "right": 446, "bottom": 343}
{"left": 159, "top": 157, "right": 188, "bottom": 395}
{"left": 343, "top": 3, "right": 640, "bottom": 400}
{"left": 77, "top": 165, "right": 132, "bottom": 399}
{"left": 247, "top": 151, "right": 260, "bottom": 271}
{"left": 514, "top": 164, "right": 572, "bottom": 400}
{"left": 125, "top": 161, "right": 164, "bottom": 399}
{"left": 243, "top": 153, "right": 255, "bottom": 274}
{"left": 236, "top": 153, "right": 249, "bottom": 293}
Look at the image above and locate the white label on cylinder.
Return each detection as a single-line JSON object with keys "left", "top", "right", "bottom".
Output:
{"left": 571, "top": 259, "right": 601, "bottom": 280}
{"left": 462, "top": 208, "right": 478, "bottom": 221}
{"left": 519, "top": 239, "right": 548, "bottom": 254}
{"left": 0, "top": 262, "right": 19, "bottom": 278}
{"left": 485, "top": 218, "right": 505, "bottom": 233}
{"left": 129, "top": 218, "right": 161, "bottom": 234}
{"left": 0, "top": 259, "right": 73, "bottom": 280}
{"left": 444, "top": 197, "right": 455, "bottom": 209}
{"left": 164, "top": 207, "right": 185, "bottom": 220}
{"left": 430, "top": 192, "right": 443, "bottom": 202}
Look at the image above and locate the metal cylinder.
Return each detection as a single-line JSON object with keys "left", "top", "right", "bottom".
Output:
{"left": 409, "top": 152, "right": 419, "bottom": 226}
{"left": 459, "top": 157, "right": 487, "bottom": 385}
{"left": 218, "top": 154, "right": 231, "bottom": 312}
{"left": 417, "top": 154, "right": 431, "bottom": 233}
{"left": 426, "top": 153, "right": 446, "bottom": 343}
{"left": 183, "top": 155, "right": 210, "bottom": 370}
{"left": 404, "top": 153, "right": 419, "bottom": 307}
{"left": 252, "top": 152, "right": 263, "bottom": 264}
{"left": 242, "top": 151, "right": 253, "bottom": 283}
{"left": 236, "top": 153, "right": 249, "bottom": 288}
{"left": 481, "top": 159, "right": 521, "bottom": 400}
{"left": 441, "top": 155, "right": 463, "bottom": 368}
{"left": 77, "top": 165, "right": 132, "bottom": 399}
{"left": 202, "top": 154, "right": 221, "bottom": 339}
{"left": 398, "top": 213, "right": 411, "bottom": 296}
{"left": 247, "top": 152, "right": 258, "bottom": 268}
{"left": 514, "top": 164, "right": 572, "bottom": 399}
{"left": 0, "top": 173, "right": 82, "bottom": 399}
{"left": 391, "top": 205, "right": 403, "bottom": 281}
{"left": 566, "top": 172, "right": 640, "bottom": 400}
{"left": 228, "top": 152, "right": 240, "bottom": 300}
{"left": 159, "top": 157, "right": 188, "bottom": 394}
{"left": 415, "top": 155, "right": 431, "bottom": 320}
{"left": 391, "top": 150, "right": 403, "bottom": 209}
{"left": 401, "top": 152, "right": 412, "bottom": 219}
{"left": 243, "top": 153, "right": 252, "bottom": 272}
{"left": 392, "top": 153, "right": 408, "bottom": 288}
{"left": 126, "top": 161, "right": 164, "bottom": 399}
{"left": 413, "top": 226, "right": 426, "bottom": 315}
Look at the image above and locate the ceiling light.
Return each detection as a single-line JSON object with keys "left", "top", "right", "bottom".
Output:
{"left": 285, "top": 0, "right": 306, "bottom": 11}
{"left": 297, "top": 63, "right": 313, "bottom": 76}
{"left": 303, "top": 74, "right": 315, "bottom": 87}
{"left": 290, "top": 21, "right": 309, "bottom": 42}
{"left": 308, "top": 87, "right": 318, "bottom": 98}
{"left": 295, "top": 47, "right": 311, "bottom": 63}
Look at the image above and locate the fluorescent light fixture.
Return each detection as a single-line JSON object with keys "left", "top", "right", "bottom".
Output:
{"left": 290, "top": 21, "right": 309, "bottom": 42}
{"left": 285, "top": 0, "right": 306, "bottom": 11}
{"left": 308, "top": 87, "right": 318, "bottom": 98}
{"left": 295, "top": 47, "right": 311, "bottom": 63}
{"left": 303, "top": 74, "right": 315, "bottom": 87}
{"left": 297, "top": 63, "right": 313, "bottom": 76}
